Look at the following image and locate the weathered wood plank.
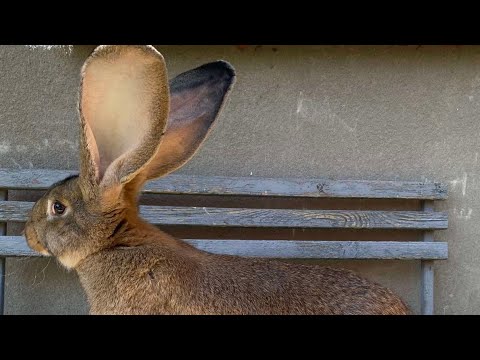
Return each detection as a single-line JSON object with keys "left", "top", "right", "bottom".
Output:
{"left": 0, "top": 169, "right": 79, "bottom": 190}
{"left": 0, "top": 236, "right": 36, "bottom": 257}
{"left": 421, "top": 260, "right": 434, "bottom": 314}
{"left": 0, "top": 189, "right": 6, "bottom": 315}
{"left": 0, "top": 168, "right": 448, "bottom": 199}
{"left": 421, "top": 200, "right": 435, "bottom": 315}
{"left": 0, "top": 236, "right": 448, "bottom": 260}
{"left": 188, "top": 240, "right": 448, "bottom": 259}
{"left": 0, "top": 201, "right": 448, "bottom": 229}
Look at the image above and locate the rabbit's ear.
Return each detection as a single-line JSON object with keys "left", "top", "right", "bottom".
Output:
{"left": 143, "top": 61, "right": 235, "bottom": 180}
{"left": 79, "top": 45, "right": 170, "bottom": 192}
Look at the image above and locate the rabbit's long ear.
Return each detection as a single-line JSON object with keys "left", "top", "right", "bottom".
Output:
{"left": 79, "top": 45, "right": 169, "bottom": 194}
{"left": 142, "top": 61, "right": 235, "bottom": 180}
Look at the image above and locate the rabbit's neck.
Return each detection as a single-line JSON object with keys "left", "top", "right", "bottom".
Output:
{"left": 112, "top": 216, "right": 185, "bottom": 248}
{"left": 69, "top": 214, "right": 199, "bottom": 270}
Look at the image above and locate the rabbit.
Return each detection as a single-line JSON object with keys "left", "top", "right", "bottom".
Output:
{"left": 24, "top": 45, "right": 410, "bottom": 315}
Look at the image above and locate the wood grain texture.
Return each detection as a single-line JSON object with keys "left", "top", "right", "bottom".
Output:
{"left": 0, "top": 236, "right": 35, "bottom": 257}
{"left": 421, "top": 260, "right": 435, "bottom": 314}
{"left": 0, "top": 168, "right": 448, "bottom": 199}
{"left": 0, "top": 201, "right": 448, "bottom": 229}
{"left": 421, "top": 200, "right": 435, "bottom": 315}
{"left": 0, "top": 236, "right": 448, "bottom": 260}
{"left": 0, "top": 189, "right": 6, "bottom": 315}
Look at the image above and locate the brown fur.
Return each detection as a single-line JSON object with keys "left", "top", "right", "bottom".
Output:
{"left": 25, "top": 45, "right": 410, "bottom": 315}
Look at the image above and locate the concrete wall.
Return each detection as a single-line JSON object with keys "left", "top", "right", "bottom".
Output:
{"left": 1, "top": 45, "right": 479, "bottom": 314}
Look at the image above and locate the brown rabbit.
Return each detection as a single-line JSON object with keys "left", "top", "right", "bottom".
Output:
{"left": 24, "top": 45, "right": 410, "bottom": 315}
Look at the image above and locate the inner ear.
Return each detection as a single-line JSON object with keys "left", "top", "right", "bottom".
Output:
{"left": 79, "top": 45, "right": 170, "bottom": 189}
{"left": 144, "top": 60, "right": 236, "bottom": 179}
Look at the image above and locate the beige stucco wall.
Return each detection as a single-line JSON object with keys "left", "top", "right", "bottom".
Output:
{"left": 1, "top": 45, "right": 479, "bottom": 314}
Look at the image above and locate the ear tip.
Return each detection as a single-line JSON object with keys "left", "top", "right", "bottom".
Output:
{"left": 214, "top": 60, "right": 236, "bottom": 77}
{"left": 86, "top": 45, "right": 166, "bottom": 65}
{"left": 201, "top": 60, "right": 236, "bottom": 80}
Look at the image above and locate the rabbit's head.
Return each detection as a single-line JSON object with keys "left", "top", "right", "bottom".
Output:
{"left": 25, "top": 45, "right": 235, "bottom": 268}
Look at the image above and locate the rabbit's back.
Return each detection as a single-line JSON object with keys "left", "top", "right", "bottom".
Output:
{"left": 77, "top": 241, "right": 410, "bottom": 315}
{"left": 208, "top": 256, "right": 409, "bottom": 315}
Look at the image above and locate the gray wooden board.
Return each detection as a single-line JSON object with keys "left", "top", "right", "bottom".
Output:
{"left": 421, "top": 260, "right": 435, "bottom": 314}
{"left": 421, "top": 200, "right": 435, "bottom": 315}
{"left": 0, "top": 168, "right": 448, "bottom": 199}
{"left": 0, "top": 189, "right": 6, "bottom": 315}
{"left": 0, "top": 236, "right": 448, "bottom": 259}
{"left": 0, "top": 201, "right": 448, "bottom": 229}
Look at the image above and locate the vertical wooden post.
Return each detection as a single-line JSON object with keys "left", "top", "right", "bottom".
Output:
{"left": 421, "top": 200, "right": 434, "bottom": 315}
{"left": 0, "top": 189, "right": 6, "bottom": 315}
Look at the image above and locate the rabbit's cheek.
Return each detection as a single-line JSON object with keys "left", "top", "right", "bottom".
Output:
{"left": 24, "top": 223, "right": 50, "bottom": 256}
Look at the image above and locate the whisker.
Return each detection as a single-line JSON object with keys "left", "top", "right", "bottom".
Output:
{"left": 36, "top": 257, "right": 52, "bottom": 286}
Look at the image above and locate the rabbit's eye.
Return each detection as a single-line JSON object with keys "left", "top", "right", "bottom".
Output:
{"left": 52, "top": 201, "right": 66, "bottom": 215}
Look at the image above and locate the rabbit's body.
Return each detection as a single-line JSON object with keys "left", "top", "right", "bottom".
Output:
{"left": 25, "top": 45, "right": 411, "bottom": 315}
{"left": 76, "top": 219, "right": 409, "bottom": 315}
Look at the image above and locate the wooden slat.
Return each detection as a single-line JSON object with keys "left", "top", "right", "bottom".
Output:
{"left": 0, "top": 169, "right": 78, "bottom": 190}
{"left": 0, "top": 237, "right": 35, "bottom": 257}
{"left": 0, "top": 168, "right": 448, "bottom": 199}
{"left": 189, "top": 240, "right": 448, "bottom": 259}
{"left": 0, "top": 189, "right": 6, "bottom": 315}
{"left": 0, "top": 201, "right": 448, "bottom": 230}
{"left": 421, "top": 260, "right": 434, "bottom": 314}
{"left": 421, "top": 200, "right": 435, "bottom": 315}
{"left": 0, "top": 236, "right": 448, "bottom": 260}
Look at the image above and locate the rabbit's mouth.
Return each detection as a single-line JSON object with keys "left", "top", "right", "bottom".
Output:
{"left": 24, "top": 223, "right": 51, "bottom": 256}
